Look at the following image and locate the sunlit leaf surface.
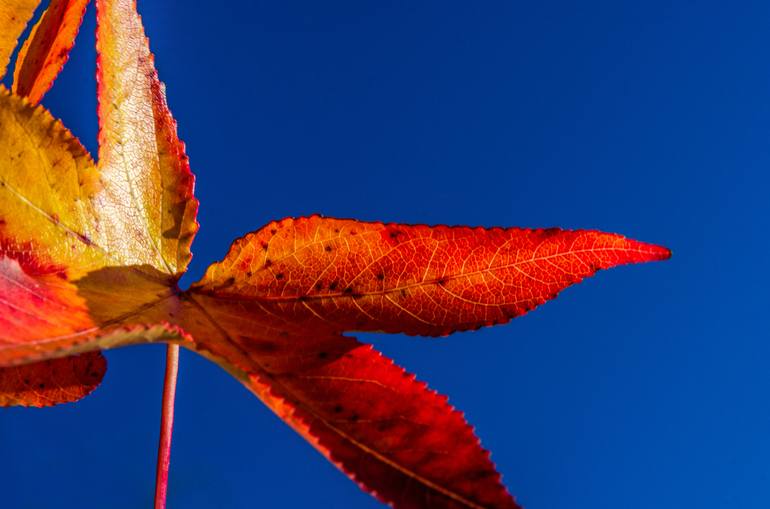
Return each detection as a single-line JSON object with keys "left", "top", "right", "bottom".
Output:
{"left": 0, "top": 0, "right": 670, "bottom": 506}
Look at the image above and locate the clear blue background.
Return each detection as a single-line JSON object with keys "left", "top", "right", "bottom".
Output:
{"left": 2, "top": 1, "right": 769, "bottom": 508}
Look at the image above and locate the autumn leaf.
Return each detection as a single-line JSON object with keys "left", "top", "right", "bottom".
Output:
{"left": 173, "top": 216, "right": 668, "bottom": 509}
{"left": 0, "top": 0, "right": 40, "bottom": 79}
{"left": 0, "top": 351, "right": 105, "bottom": 407}
{"left": 190, "top": 217, "right": 670, "bottom": 336}
{"left": 0, "top": 0, "right": 197, "bottom": 406}
{"left": 13, "top": 0, "right": 89, "bottom": 104}
{"left": 0, "top": 0, "right": 671, "bottom": 507}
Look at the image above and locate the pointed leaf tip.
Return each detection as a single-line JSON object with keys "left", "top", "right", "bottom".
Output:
{"left": 0, "top": 0, "right": 41, "bottom": 81}
{"left": 95, "top": 0, "right": 199, "bottom": 275}
{"left": 12, "top": 0, "right": 91, "bottom": 104}
{"left": 176, "top": 216, "right": 669, "bottom": 506}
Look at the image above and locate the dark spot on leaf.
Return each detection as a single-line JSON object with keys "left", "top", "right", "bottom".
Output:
{"left": 329, "top": 281, "right": 339, "bottom": 291}
{"left": 540, "top": 227, "right": 561, "bottom": 239}
{"left": 264, "top": 259, "right": 272, "bottom": 267}
{"left": 318, "top": 351, "right": 328, "bottom": 359}
{"left": 76, "top": 232, "right": 94, "bottom": 246}
{"left": 275, "top": 272, "right": 284, "bottom": 280}
{"left": 466, "top": 469, "right": 496, "bottom": 481}
{"left": 325, "top": 245, "right": 332, "bottom": 252}
{"left": 333, "top": 405, "right": 343, "bottom": 413}
{"left": 376, "top": 272, "right": 385, "bottom": 281}
{"left": 240, "top": 336, "right": 278, "bottom": 353}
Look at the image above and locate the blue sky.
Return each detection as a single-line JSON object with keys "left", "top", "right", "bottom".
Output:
{"left": 2, "top": 1, "right": 769, "bottom": 508}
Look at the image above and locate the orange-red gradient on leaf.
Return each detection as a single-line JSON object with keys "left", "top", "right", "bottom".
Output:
{"left": 0, "top": 0, "right": 671, "bottom": 505}
{"left": 229, "top": 338, "right": 521, "bottom": 509}
{"left": 181, "top": 215, "right": 668, "bottom": 509}
{"left": 95, "top": 0, "right": 198, "bottom": 275}
{"left": 0, "top": 0, "right": 198, "bottom": 406}
{"left": 13, "top": 0, "right": 90, "bottom": 104}
{"left": 0, "top": 239, "right": 107, "bottom": 407}
{"left": 0, "top": 352, "right": 105, "bottom": 407}
{"left": 194, "top": 216, "right": 671, "bottom": 336}
{"left": 0, "top": 0, "right": 40, "bottom": 79}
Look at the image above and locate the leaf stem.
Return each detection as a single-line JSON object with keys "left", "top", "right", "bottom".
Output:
{"left": 154, "top": 344, "right": 180, "bottom": 509}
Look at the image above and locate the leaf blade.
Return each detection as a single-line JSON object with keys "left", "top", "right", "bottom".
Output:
{"left": 0, "top": 86, "right": 107, "bottom": 273}
{"left": 12, "top": 0, "right": 90, "bottom": 104}
{"left": 95, "top": 0, "right": 198, "bottom": 275}
{"left": 0, "top": 352, "right": 105, "bottom": 406}
{"left": 194, "top": 216, "right": 670, "bottom": 336}
{"left": 181, "top": 215, "right": 669, "bottom": 506}
{"left": 178, "top": 295, "right": 520, "bottom": 509}
{"left": 0, "top": 86, "right": 189, "bottom": 406}
{"left": 0, "top": 0, "right": 40, "bottom": 80}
